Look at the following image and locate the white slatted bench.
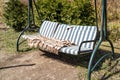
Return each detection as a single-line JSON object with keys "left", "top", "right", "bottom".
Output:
{"left": 22, "top": 21, "right": 97, "bottom": 55}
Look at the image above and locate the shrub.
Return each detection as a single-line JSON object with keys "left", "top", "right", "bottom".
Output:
{"left": 36, "top": 0, "right": 95, "bottom": 25}
{"left": 3, "top": 0, "right": 27, "bottom": 31}
{"left": 3, "top": 0, "right": 95, "bottom": 31}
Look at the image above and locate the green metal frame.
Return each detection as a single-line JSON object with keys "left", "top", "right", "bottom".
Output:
{"left": 87, "top": 0, "right": 114, "bottom": 80}
{"left": 16, "top": 0, "right": 40, "bottom": 51}
{"left": 16, "top": 0, "right": 114, "bottom": 80}
{"left": 78, "top": 40, "right": 96, "bottom": 53}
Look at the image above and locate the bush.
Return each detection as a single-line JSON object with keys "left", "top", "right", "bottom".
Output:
{"left": 36, "top": 0, "right": 95, "bottom": 25}
{"left": 3, "top": 0, "right": 95, "bottom": 31}
{"left": 3, "top": 0, "right": 27, "bottom": 31}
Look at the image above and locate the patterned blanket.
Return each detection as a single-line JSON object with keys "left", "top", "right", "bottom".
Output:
{"left": 25, "top": 35, "right": 75, "bottom": 54}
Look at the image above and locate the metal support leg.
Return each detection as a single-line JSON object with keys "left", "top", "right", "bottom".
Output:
{"left": 16, "top": 0, "right": 33, "bottom": 51}
{"left": 88, "top": 38, "right": 102, "bottom": 80}
{"left": 16, "top": 26, "right": 29, "bottom": 51}
{"left": 16, "top": 31, "right": 24, "bottom": 51}
{"left": 87, "top": 39, "right": 114, "bottom": 80}
{"left": 107, "top": 39, "right": 115, "bottom": 59}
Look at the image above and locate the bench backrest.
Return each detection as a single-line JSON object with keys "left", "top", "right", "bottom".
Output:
{"left": 53, "top": 24, "right": 97, "bottom": 49}
{"left": 53, "top": 24, "right": 71, "bottom": 40}
{"left": 39, "top": 21, "right": 58, "bottom": 38}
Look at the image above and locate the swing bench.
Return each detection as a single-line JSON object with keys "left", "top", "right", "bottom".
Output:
{"left": 22, "top": 20, "right": 97, "bottom": 55}
{"left": 16, "top": 0, "right": 114, "bottom": 80}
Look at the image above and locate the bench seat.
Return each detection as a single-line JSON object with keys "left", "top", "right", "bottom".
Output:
{"left": 22, "top": 34, "right": 39, "bottom": 40}
{"left": 59, "top": 46, "right": 93, "bottom": 55}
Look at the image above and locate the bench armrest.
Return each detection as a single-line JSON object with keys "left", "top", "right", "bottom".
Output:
{"left": 78, "top": 40, "right": 96, "bottom": 53}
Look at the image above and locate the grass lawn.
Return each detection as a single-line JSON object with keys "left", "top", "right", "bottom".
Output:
{"left": 0, "top": 28, "right": 36, "bottom": 54}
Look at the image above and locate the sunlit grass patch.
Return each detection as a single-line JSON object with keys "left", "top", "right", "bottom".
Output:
{"left": 0, "top": 28, "right": 33, "bottom": 54}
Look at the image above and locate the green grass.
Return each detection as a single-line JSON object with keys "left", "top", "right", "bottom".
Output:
{"left": 0, "top": 28, "right": 34, "bottom": 54}
{"left": 0, "top": 29, "right": 18, "bottom": 53}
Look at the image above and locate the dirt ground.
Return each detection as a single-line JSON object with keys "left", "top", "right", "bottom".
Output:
{"left": 0, "top": 51, "right": 81, "bottom": 80}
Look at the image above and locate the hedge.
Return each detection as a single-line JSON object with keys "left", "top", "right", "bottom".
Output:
{"left": 36, "top": 0, "right": 95, "bottom": 25}
{"left": 3, "top": 0, "right": 27, "bottom": 31}
{"left": 3, "top": 0, "right": 95, "bottom": 31}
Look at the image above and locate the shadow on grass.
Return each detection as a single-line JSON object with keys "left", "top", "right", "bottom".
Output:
{"left": 40, "top": 49, "right": 120, "bottom": 79}
{"left": 41, "top": 49, "right": 120, "bottom": 67}
{"left": 0, "top": 64, "right": 35, "bottom": 70}
{"left": 100, "top": 59, "right": 120, "bottom": 80}
{"left": 41, "top": 51, "right": 90, "bottom": 67}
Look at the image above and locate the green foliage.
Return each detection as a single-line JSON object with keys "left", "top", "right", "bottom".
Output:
{"left": 3, "top": 0, "right": 95, "bottom": 31}
{"left": 36, "top": 0, "right": 95, "bottom": 25}
{"left": 79, "top": 1, "right": 95, "bottom": 25}
{"left": 109, "top": 25, "right": 120, "bottom": 42}
{"left": 3, "top": 0, "right": 27, "bottom": 31}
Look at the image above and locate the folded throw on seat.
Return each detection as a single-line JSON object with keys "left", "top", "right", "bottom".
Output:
{"left": 25, "top": 35, "right": 75, "bottom": 54}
